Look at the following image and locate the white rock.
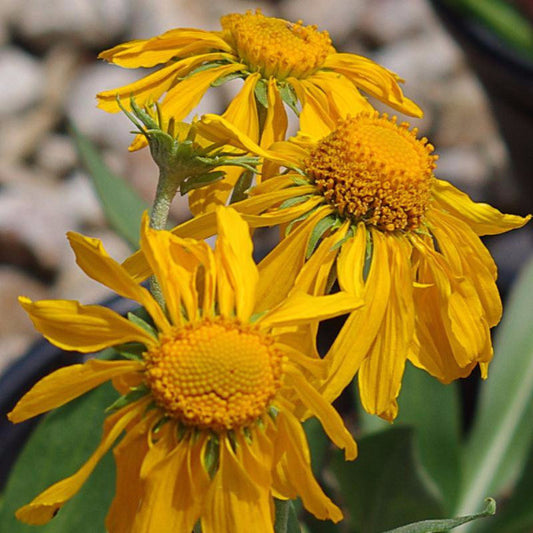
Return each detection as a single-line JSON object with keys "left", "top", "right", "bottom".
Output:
{"left": 280, "top": 0, "right": 367, "bottom": 42}
{"left": 10, "top": 0, "right": 131, "bottom": 47}
{"left": 0, "top": 47, "right": 44, "bottom": 116}
{"left": 358, "top": 0, "right": 437, "bottom": 45}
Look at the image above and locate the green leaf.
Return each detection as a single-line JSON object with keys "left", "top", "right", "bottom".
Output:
{"left": 254, "top": 79, "right": 269, "bottom": 108}
{"left": 455, "top": 256, "right": 533, "bottom": 521}
{"left": 485, "top": 437, "right": 533, "bottom": 533}
{"left": 229, "top": 170, "right": 254, "bottom": 204}
{"left": 0, "top": 382, "right": 117, "bottom": 532}
{"left": 279, "top": 83, "right": 299, "bottom": 115}
{"left": 70, "top": 123, "right": 148, "bottom": 249}
{"left": 383, "top": 498, "right": 496, "bottom": 533}
{"left": 127, "top": 311, "right": 157, "bottom": 338}
{"left": 331, "top": 427, "right": 444, "bottom": 532}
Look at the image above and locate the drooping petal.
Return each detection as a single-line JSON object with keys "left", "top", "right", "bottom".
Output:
{"left": 132, "top": 435, "right": 206, "bottom": 533}
{"left": 284, "top": 366, "right": 357, "bottom": 460}
{"left": 275, "top": 410, "right": 344, "bottom": 522}
{"left": 287, "top": 77, "right": 336, "bottom": 137}
{"left": 203, "top": 438, "right": 273, "bottom": 533}
{"left": 309, "top": 70, "right": 372, "bottom": 117}
{"left": 97, "top": 53, "right": 234, "bottom": 112}
{"left": 215, "top": 207, "right": 258, "bottom": 321}
{"left": 106, "top": 413, "right": 155, "bottom": 533}
{"left": 19, "top": 297, "right": 156, "bottom": 353}
{"left": 67, "top": 231, "right": 169, "bottom": 332}
{"left": 432, "top": 179, "right": 531, "bottom": 236}
{"left": 261, "top": 78, "right": 288, "bottom": 149}
{"left": 15, "top": 402, "right": 144, "bottom": 525}
{"left": 222, "top": 72, "right": 261, "bottom": 142}
{"left": 324, "top": 53, "right": 423, "bottom": 117}
{"left": 320, "top": 226, "right": 390, "bottom": 403}
{"left": 8, "top": 359, "right": 142, "bottom": 423}
{"left": 98, "top": 29, "right": 233, "bottom": 68}
{"left": 357, "top": 233, "right": 415, "bottom": 421}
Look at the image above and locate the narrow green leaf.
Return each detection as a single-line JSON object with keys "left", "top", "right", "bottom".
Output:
{"left": 278, "top": 195, "right": 312, "bottom": 210}
{"left": 105, "top": 383, "right": 149, "bottom": 413}
{"left": 383, "top": 498, "right": 496, "bottom": 533}
{"left": 70, "top": 123, "right": 148, "bottom": 248}
{"left": 211, "top": 71, "right": 243, "bottom": 87}
{"left": 279, "top": 83, "right": 299, "bottom": 115}
{"left": 455, "top": 257, "right": 533, "bottom": 520}
{"left": 306, "top": 215, "right": 336, "bottom": 259}
{"left": 179, "top": 171, "right": 225, "bottom": 195}
{"left": 127, "top": 311, "right": 158, "bottom": 338}
{"left": 113, "top": 341, "right": 146, "bottom": 360}
{"left": 331, "top": 427, "right": 444, "bottom": 532}
{"left": 0, "top": 382, "right": 117, "bottom": 532}
{"left": 229, "top": 170, "right": 254, "bottom": 204}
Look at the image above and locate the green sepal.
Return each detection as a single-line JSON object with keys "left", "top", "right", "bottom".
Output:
{"left": 291, "top": 176, "right": 311, "bottom": 186}
{"left": 306, "top": 215, "right": 337, "bottom": 258}
{"left": 180, "top": 171, "right": 225, "bottom": 195}
{"left": 254, "top": 79, "right": 269, "bottom": 108}
{"left": 230, "top": 170, "right": 254, "bottom": 203}
{"left": 105, "top": 383, "right": 150, "bottom": 413}
{"left": 113, "top": 342, "right": 146, "bottom": 361}
{"left": 362, "top": 229, "right": 373, "bottom": 281}
{"left": 128, "top": 311, "right": 158, "bottom": 339}
{"left": 285, "top": 206, "right": 320, "bottom": 236}
{"left": 279, "top": 82, "right": 299, "bottom": 115}
{"left": 331, "top": 224, "right": 356, "bottom": 252}
{"left": 182, "top": 61, "right": 227, "bottom": 80}
{"left": 211, "top": 71, "right": 244, "bottom": 87}
{"left": 383, "top": 498, "right": 496, "bottom": 533}
{"left": 204, "top": 435, "right": 220, "bottom": 479}
{"left": 278, "top": 194, "right": 312, "bottom": 210}
{"left": 152, "top": 416, "right": 170, "bottom": 434}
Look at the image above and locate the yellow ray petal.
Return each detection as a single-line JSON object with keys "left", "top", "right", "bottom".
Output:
{"left": 358, "top": 234, "right": 414, "bottom": 421}
{"left": 67, "top": 231, "right": 169, "bottom": 332}
{"left": 122, "top": 211, "right": 218, "bottom": 283}
{"left": 287, "top": 77, "right": 336, "bottom": 137}
{"left": 432, "top": 179, "right": 531, "bottom": 235}
{"left": 16, "top": 403, "right": 144, "bottom": 525}
{"left": 158, "top": 63, "right": 245, "bottom": 122}
{"left": 260, "top": 291, "right": 362, "bottom": 329}
{"left": 222, "top": 72, "right": 261, "bottom": 142}
{"left": 309, "top": 70, "right": 373, "bottom": 117}
{"left": 320, "top": 227, "right": 390, "bottom": 403}
{"left": 98, "top": 29, "right": 233, "bottom": 67}
{"left": 261, "top": 78, "right": 288, "bottom": 149}
{"left": 255, "top": 206, "right": 334, "bottom": 312}
{"left": 284, "top": 366, "right": 357, "bottom": 460}
{"left": 19, "top": 297, "right": 156, "bottom": 353}
{"left": 203, "top": 438, "right": 272, "bottom": 533}
{"left": 215, "top": 207, "right": 258, "bottom": 321}
{"left": 197, "top": 114, "right": 290, "bottom": 166}
{"left": 276, "top": 410, "right": 344, "bottom": 522}
{"left": 324, "top": 53, "right": 423, "bottom": 117}
{"left": 8, "top": 359, "right": 142, "bottom": 423}
{"left": 132, "top": 437, "right": 204, "bottom": 533}
{"left": 106, "top": 414, "right": 155, "bottom": 533}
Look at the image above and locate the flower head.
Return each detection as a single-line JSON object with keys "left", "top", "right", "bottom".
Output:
{"left": 126, "top": 113, "right": 531, "bottom": 421}
{"left": 9, "top": 208, "right": 360, "bottom": 531}
{"left": 97, "top": 9, "right": 422, "bottom": 152}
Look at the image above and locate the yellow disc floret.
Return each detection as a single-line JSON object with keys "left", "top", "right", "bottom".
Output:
{"left": 221, "top": 10, "right": 332, "bottom": 79}
{"left": 305, "top": 112, "right": 438, "bottom": 232}
{"left": 144, "top": 318, "right": 284, "bottom": 432}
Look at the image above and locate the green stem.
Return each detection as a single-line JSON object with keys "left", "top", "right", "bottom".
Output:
{"left": 148, "top": 169, "right": 181, "bottom": 304}
{"left": 274, "top": 499, "right": 290, "bottom": 533}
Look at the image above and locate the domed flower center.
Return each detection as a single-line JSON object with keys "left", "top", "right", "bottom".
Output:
{"left": 144, "top": 318, "right": 284, "bottom": 432}
{"left": 221, "top": 11, "right": 332, "bottom": 79}
{"left": 304, "top": 112, "right": 437, "bottom": 232}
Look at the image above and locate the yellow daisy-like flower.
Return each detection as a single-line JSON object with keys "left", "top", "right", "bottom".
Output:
{"left": 9, "top": 208, "right": 360, "bottom": 531}
{"left": 125, "top": 113, "right": 531, "bottom": 421}
{"left": 97, "top": 9, "right": 422, "bottom": 148}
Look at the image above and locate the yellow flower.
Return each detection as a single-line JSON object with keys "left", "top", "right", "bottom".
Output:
{"left": 9, "top": 208, "right": 360, "bottom": 531}
{"left": 97, "top": 9, "right": 422, "bottom": 149}
{"left": 125, "top": 113, "right": 531, "bottom": 421}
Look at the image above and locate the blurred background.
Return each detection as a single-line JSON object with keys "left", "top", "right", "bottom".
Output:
{"left": 0, "top": 0, "right": 531, "bottom": 389}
